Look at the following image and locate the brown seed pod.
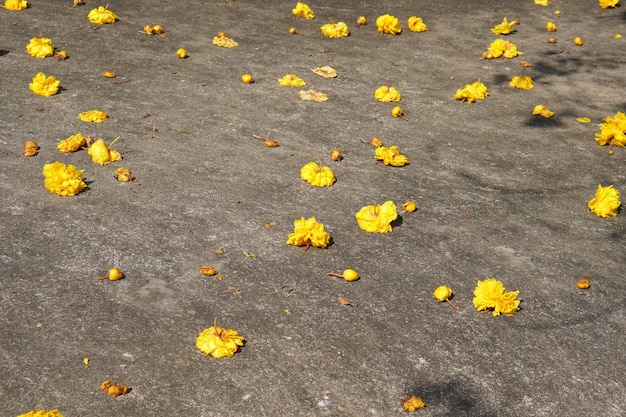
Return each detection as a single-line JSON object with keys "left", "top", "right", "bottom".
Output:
{"left": 23, "top": 141, "right": 39, "bottom": 156}
{"left": 100, "top": 380, "right": 128, "bottom": 397}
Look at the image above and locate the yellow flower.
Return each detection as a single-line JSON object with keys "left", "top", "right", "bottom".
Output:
{"left": 473, "top": 278, "right": 520, "bottom": 316}
{"left": 532, "top": 104, "right": 554, "bottom": 118}
{"left": 196, "top": 319, "right": 244, "bottom": 359}
{"left": 320, "top": 22, "right": 349, "bottom": 38}
{"left": 599, "top": 0, "right": 619, "bottom": 8}
{"left": 176, "top": 48, "right": 187, "bottom": 58}
{"left": 534, "top": 0, "right": 549, "bottom": 5}
{"left": 402, "top": 201, "right": 417, "bottom": 212}
{"left": 26, "top": 37, "right": 53, "bottom": 58}
{"left": 300, "top": 161, "right": 336, "bottom": 186}
{"left": 483, "top": 38, "right": 522, "bottom": 59}
{"left": 42, "top": 161, "right": 86, "bottom": 196}
{"left": 595, "top": 111, "right": 626, "bottom": 153}
{"left": 355, "top": 201, "right": 398, "bottom": 233}
{"left": 433, "top": 286, "right": 452, "bottom": 302}
{"left": 402, "top": 396, "right": 425, "bottom": 412}
{"left": 374, "top": 85, "right": 401, "bottom": 102}
{"left": 277, "top": 74, "right": 306, "bottom": 87}
{"left": 491, "top": 17, "right": 516, "bottom": 35}
{"left": 576, "top": 117, "right": 592, "bottom": 123}
{"left": 88, "top": 138, "right": 121, "bottom": 165}
{"left": 286, "top": 217, "right": 330, "bottom": 248}
{"left": 57, "top": 133, "right": 86, "bottom": 152}
{"left": 454, "top": 80, "right": 488, "bottom": 103}
{"left": 509, "top": 75, "right": 534, "bottom": 90}
{"left": 212, "top": 33, "right": 238, "bottom": 48}
{"left": 298, "top": 89, "right": 328, "bottom": 102}
{"left": 375, "top": 145, "right": 409, "bottom": 167}
{"left": 376, "top": 14, "right": 401, "bottom": 34}
{"left": 311, "top": 66, "right": 338, "bottom": 78}
{"left": 4, "top": 0, "right": 27, "bottom": 10}
{"left": 87, "top": 5, "right": 117, "bottom": 24}
{"left": 16, "top": 410, "right": 63, "bottom": 417}
{"left": 546, "top": 21, "right": 557, "bottom": 32}
{"left": 78, "top": 109, "right": 108, "bottom": 122}
{"left": 408, "top": 16, "right": 428, "bottom": 32}
{"left": 292, "top": 2, "right": 315, "bottom": 20}
{"left": 588, "top": 184, "right": 621, "bottom": 218}
{"left": 29, "top": 72, "right": 60, "bottom": 97}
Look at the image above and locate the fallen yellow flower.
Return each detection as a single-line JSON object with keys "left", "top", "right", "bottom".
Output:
{"left": 533, "top": 104, "right": 554, "bottom": 118}
{"left": 213, "top": 32, "right": 238, "bottom": 48}
{"left": 595, "top": 111, "right": 626, "bottom": 153}
{"left": 599, "top": 0, "right": 619, "bottom": 8}
{"left": 408, "top": 16, "right": 428, "bottom": 32}
{"left": 29, "top": 72, "right": 60, "bottom": 97}
{"left": 292, "top": 2, "right": 315, "bottom": 20}
{"left": 26, "top": 37, "right": 54, "bottom": 58}
{"left": 376, "top": 14, "right": 401, "bottom": 34}
{"left": 88, "top": 138, "right": 121, "bottom": 165}
{"left": 402, "top": 201, "right": 417, "bottom": 213}
{"left": 87, "top": 5, "right": 117, "bottom": 24}
{"left": 100, "top": 380, "right": 128, "bottom": 397}
{"left": 197, "top": 319, "right": 245, "bottom": 359}
{"left": 277, "top": 74, "right": 306, "bottom": 87}
{"left": 491, "top": 17, "right": 516, "bottom": 35}
{"left": 78, "top": 109, "right": 108, "bottom": 122}
{"left": 473, "top": 278, "right": 520, "bottom": 316}
{"left": 546, "top": 21, "right": 557, "bottom": 32}
{"left": 320, "top": 22, "right": 349, "bottom": 38}
{"left": 16, "top": 410, "right": 63, "bottom": 417}
{"left": 300, "top": 161, "right": 335, "bottom": 186}
{"left": 298, "top": 89, "right": 328, "bottom": 102}
{"left": 4, "top": 0, "right": 27, "bottom": 10}
{"left": 454, "top": 80, "right": 488, "bottom": 103}
{"left": 375, "top": 145, "right": 409, "bottom": 167}
{"left": 113, "top": 167, "right": 134, "bottom": 182}
{"left": 483, "top": 38, "right": 522, "bottom": 59}
{"left": 57, "top": 133, "right": 86, "bottom": 152}
{"left": 402, "top": 396, "right": 425, "bottom": 412}
{"left": 509, "top": 75, "right": 534, "bottom": 90}
{"left": 311, "top": 66, "right": 338, "bottom": 78}
{"left": 374, "top": 85, "right": 401, "bottom": 102}
{"left": 534, "top": 0, "right": 549, "bottom": 5}
{"left": 355, "top": 201, "right": 397, "bottom": 233}
{"left": 176, "top": 48, "right": 187, "bottom": 58}
{"left": 286, "top": 217, "right": 330, "bottom": 249}
{"left": 42, "top": 161, "right": 86, "bottom": 196}
{"left": 588, "top": 184, "right": 621, "bottom": 218}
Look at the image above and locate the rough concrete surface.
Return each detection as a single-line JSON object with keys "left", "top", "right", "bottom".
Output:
{"left": 1, "top": 1, "right": 625, "bottom": 416}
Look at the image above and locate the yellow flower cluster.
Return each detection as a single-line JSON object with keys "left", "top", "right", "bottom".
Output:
{"left": 87, "top": 5, "right": 117, "bottom": 24}
{"left": 277, "top": 74, "right": 306, "bottom": 87}
{"left": 29, "top": 72, "right": 60, "bottom": 97}
{"left": 454, "top": 80, "right": 488, "bottom": 103}
{"left": 532, "top": 104, "right": 554, "bottom": 118}
{"left": 483, "top": 39, "right": 522, "bottom": 59}
{"left": 491, "top": 17, "right": 516, "bottom": 35}
{"left": 57, "top": 133, "right": 86, "bottom": 153}
{"left": 599, "top": 0, "right": 619, "bottom": 8}
{"left": 320, "top": 22, "right": 349, "bottom": 38}
{"left": 286, "top": 217, "right": 330, "bottom": 248}
{"left": 588, "top": 184, "right": 621, "bottom": 218}
{"left": 300, "top": 161, "right": 336, "bottom": 186}
{"left": 355, "top": 201, "right": 397, "bottom": 233}
{"left": 374, "top": 85, "right": 401, "bottom": 102}
{"left": 595, "top": 111, "right": 626, "bottom": 152}
{"left": 509, "top": 75, "right": 534, "bottom": 90}
{"left": 292, "top": 2, "right": 315, "bottom": 20}
{"left": 16, "top": 410, "right": 63, "bottom": 417}
{"left": 473, "top": 278, "right": 520, "bottom": 316}
{"left": 88, "top": 138, "right": 122, "bottom": 165}
{"left": 42, "top": 161, "right": 86, "bottom": 196}
{"left": 196, "top": 319, "right": 245, "bottom": 359}
{"left": 407, "top": 16, "right": 428, "bottom": 33}
{"left": 26, "top": 37, "right": 54, "bottom": 58}
{"left": 3, "top": 0, "right": 27, "bottom": 10}
{"left": 78, "top": 109, "right": 108, "bottom": 122}
{"left": 376, "top": 14, "right": 401, "bottom": 35}
{"left": 375, "top": 145, "right": 409, "bottom": 167}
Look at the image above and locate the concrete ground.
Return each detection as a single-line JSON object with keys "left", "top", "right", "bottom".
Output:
{"left": 1, "top": 1, "right": 625, "bottom": 416}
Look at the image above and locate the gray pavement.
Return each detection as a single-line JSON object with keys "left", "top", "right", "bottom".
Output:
{"left": 1, "top": 1, "right": 625, "bottom": 416}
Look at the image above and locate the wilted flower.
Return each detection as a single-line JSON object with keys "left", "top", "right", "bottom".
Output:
{"left": 546, "top": 21, "right": 557, "bottom": 32}
{"left": 277, "top": 74, "right": 306, "bottom": 87}
{"left": 599, "top": 0, "right": 619, "bottom": 8}
{"left": 197, "top": 319, "right": 245, "bottom": 359}
{"left": 320, "top": 22, "right": 349, "bottom": 38}
{"left": 491, "top": 17, "right": 516, "bottom": 35}
{"left": 509, "top": 75, "right": 534, "bottom": 90}
{"left": 16, "top": 410, "right": 63, "bottom": 417}
{"left": 588, "top": 184, "right": 621, "bottom": 218}
{"left": 355, "top": 201, "right": 398, "bottom": 233}
{"left": 532, "top": 104, "right": 554, "bottom": 118}
{"left": 595, "top": 111, "right": 626, "bottom": 154}
{"left": 402, "top": 395, "right": 425, "bottom": 412}
{"left": 113, "top": 167, "right": 134, "bottom": 182}
{"left": 57, "top": 133, "right": 86, "bottom": 152}
{"left": 287, "top": 217, "right": 330, "bottom": 249}
{"left": 87, "top": 5, "right": 117, "bottom": 24}
{"left": 300, "top": 161, "right": 336, "bottom": 186}
{"left": 376, "top": 14, "right": 401, "bottom": 34}
{"left": 407, "top": 16, "right": 428, "bottom": 32}
{"left": 88, "top": 138, "right": 121, "bottom": 165}
{"left": 78, "top": 109, "right": 108, "bottom": 122}
{"left": 402, "top": 201, "right": 417, "bottom": 212}
{"left": 298, "top": 89, "right": 328, "bottom": 102}
{"left": 22, "top": 140, "right": 38, "bottom": 157}
{"left": 375, "top": 146, "right": 409, "bottom": 167}
{"left": 374, "top": 85, "right": 401, "bottom": 102}
{"left": 576, "top": 278, "right": 590, "bottom": 289}
{"left": 483, "top": 38, "right": 522, "bottom": 59}
{"left": 311, "top": 66, "right": 338, "bottom": 78}
{"left": 100, "top": 380, "right": 128, "bottom": 397}
{"left": 29, "top": 72, "right": 60, "bottom": 97}
{"left": 455, "top": 80, "right": 488, "bottom": 103}
{"left": 473, "top": 278, "right": 520, "bottom": 316}
{"left": 292, "top": 2, "right": 315, "bottom": 20}
{"left": 212, "top": 32, "right": 238, "bottom": 48}
{"left": 42, "top": 161, "right": 86, "bottom": 196}
{"left": 26, "top": 37, "right": 54, "bottom": 58}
